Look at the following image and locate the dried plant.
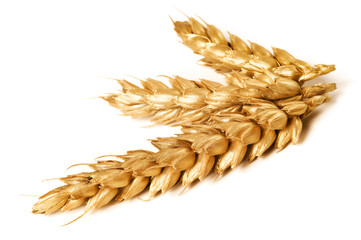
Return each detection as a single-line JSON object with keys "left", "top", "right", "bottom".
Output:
{"left": 32, "top": 16, "right": 337, "bottom": 223}
{"left": 33, "top": 89, "right": 334, "bottom": 222}
{"left": 102, "top": 75, "right": 335, "bottom": 126}
{"left": 32, "top": 104, "right": 325, "bottom": 222}
{"left": 173, "top": 16, "right": 335, "bottom": 82}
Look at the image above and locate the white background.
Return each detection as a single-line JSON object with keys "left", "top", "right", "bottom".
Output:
{"left": 1, "top": 0, "right": 360, "bottom": 239}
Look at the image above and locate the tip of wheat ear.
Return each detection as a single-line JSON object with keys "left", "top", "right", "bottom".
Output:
{"left": 32, "top": 15, "right": 336, "bottom": 224}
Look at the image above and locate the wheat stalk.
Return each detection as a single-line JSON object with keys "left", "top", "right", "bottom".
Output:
{"left": 30, "top": 119, "right": 278, "bottom": 221}
{"left": 173, "top": 16, "right": 335, "bottom": 82}
{"left": 33, "top": 90, "right": 333, "bottom": 222}
{"left": 102, "top": 75, "right": 335, "bottom": 126}
{"left": 32, "top": 15, "right": 337, "bottom": 223}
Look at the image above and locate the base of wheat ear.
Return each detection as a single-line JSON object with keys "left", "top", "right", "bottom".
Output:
{"left": 32, "top": 16, "right": 336, "bottom": 223}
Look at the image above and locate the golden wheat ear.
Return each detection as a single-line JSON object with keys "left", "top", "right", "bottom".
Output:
{"left": 101, "top": 75, "right": 336, "bottom": 126}
{"left": 33, "top": 84, "right": 335, "bottom": 221}
{"left": 32, "top": 16, "right": 337, "bottom": 224}
{"left": 173, "top": 16, "right": 335, "bottom": 82}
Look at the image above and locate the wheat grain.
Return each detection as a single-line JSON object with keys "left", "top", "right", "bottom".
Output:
{"left": 173, "top": 16, "right": 335, "bottom": 81}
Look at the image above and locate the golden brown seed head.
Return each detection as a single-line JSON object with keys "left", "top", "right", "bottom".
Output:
{"left": 174, "top": 18, "right": 335, "bottom": 81}
{"left": 213, "top": 121, "right": 261, "bottom": 145}
{"left": 61, "top": 198, "right": 86, "bottom": 212}
{"left": 249, "top": 130, "right": 277, "bottom": 161}
{"left": 176, "top": 88, "right": 210, "bottom": 109}
{"left": 116, "top": 176, "right": 149, "bottom": 202}
{"left": 291, "top": 117, "right": 303, "bottom": 145}
{"left": 155, "top": 147, "right": 196, "bottom": 171}
{"left": 69, "top": 183, "right": 99, "bottom": 199}
{"left": 151, "top": 137, "right": 191, "bottom": 150}
{"left": 204, "top": 23, "right": 228, "bottom": 46}
{"left": 216, "top": 141, "right": 247, "bottom": 175}
{"left": 98, "top": 171, "right": 132, "bottom": 188}
{"left": 314, "top": 64, "right": 336, "bottom": 75}
{"left": 279, "top": 101, "right": 308, "bottom": 116}
{"left": 182, "top": 152, "right": 215, "bottom": 187}
{"left": 32, "top": 190, "right": 69, "bottom": 215}
{"left": 149, "top": 167, "right": 181, "bottom": 197}
{"left": 32, "top": 16, "right": 337, "bottom": 221}
{"left": 229, "top": 33, "right": 251, "bottom": 53}
{"left": 248, "top": 108, "right": 288, "bottom": 130}
{"left": 188, "top": 17, "right": 207, "bottom": 36}
{"left": 302, "top": 83, "right": 337, "bottom": 98}
{"left": 250, "top": 42, "right": 273, "bottom": 57}
{"left": 190, "top": 133, "right": 229, "bottom": 156}
{"left": 84, "top": 188, "right": 118, "bottom": 213}
{"left": 272, "top": 47, "right": 295, "bottom": 65}
{"left": 273, "top": 65, "right": 301, "bottom": 79}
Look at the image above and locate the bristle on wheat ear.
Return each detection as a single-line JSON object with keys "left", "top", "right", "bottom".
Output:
{"left": 32, "top": 15, "right": 336, "bottom": 223}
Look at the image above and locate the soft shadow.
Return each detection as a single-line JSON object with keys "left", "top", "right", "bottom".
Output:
{"left": 300, "top": 92, "right": 340, "bottom": 144}
{"left": 299, "top": 109, "right": 323, "bottom": 143}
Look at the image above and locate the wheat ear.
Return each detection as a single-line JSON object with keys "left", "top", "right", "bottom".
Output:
{"left": 102, "top": 75, "right": 336, "bottom": 126}
{"left": 29, "top": 121, "right": 279, "bottom": 219}
{"left": 32, "top": 86, "right": 334, "bottom": 220}
{"left": 32, "top": 16, "right": 337, "bottom": 223}
{"left": 173, "top": 16, "right": 335, "bottom": 81}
